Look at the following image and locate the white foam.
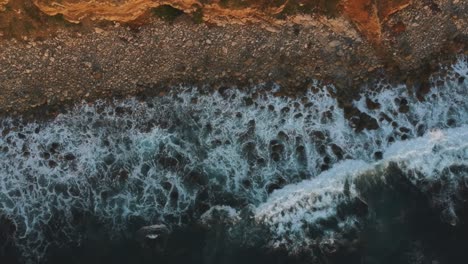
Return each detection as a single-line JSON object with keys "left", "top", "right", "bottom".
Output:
{"left": 199, "top": 205, "right": 240, "bottom": 226}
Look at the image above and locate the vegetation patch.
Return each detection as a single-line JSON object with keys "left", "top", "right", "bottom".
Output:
{"left": 192, "top": 8, "right": 204, "bottom": 24}
{"left": 152, "top": 5, "right": 184, "bottom": 23}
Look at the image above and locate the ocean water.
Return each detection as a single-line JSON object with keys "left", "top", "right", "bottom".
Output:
{"left": 0, "top": 57, "right": 467, "bottom": 263}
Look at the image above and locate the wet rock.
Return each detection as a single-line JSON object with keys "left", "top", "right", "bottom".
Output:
{"left": 310, "top": 130, "right": 327, "bottom": 141}
{"left": 398, "top": 98, "right": 410, "bottom": 113}
{"left": 117, "top": 169, "right": 129, "bottom": 181}
{"left": 271, "top": 152, "right": 281, "bottom": 162}
{"left": 365, "top": 97, "right": 381, "bottom": 110}
{"left": 374, "top": 151, "right": 383, "bottom": 160}
{"left": 270, "top": 140, "right": 285, "bottom": 154}
{"left": 48, "top": 160, "right": 58, "bottom": 168}
{"left": 416, "top": 81, "right": 431, "bottom": 101}
{"left": 447, "top": 118, "right": 457, "bottom": 127}
{"left": 241, "top": 179, "right": 252, "bottom": 188}
{"left": 64, "top": 153, "right": 76, "bottom": 161}
{"left": 277, "top": 131, "right": 289, "bottom": 141}
{"left": 350, "top": 112, "right": 379, "bottom": 132}
{"left": 161, "top": 181, "right": 172, "bottom": 191}
{"left": 399, "top": 127, "right": 410, "bottom": 134}
{"left": 186, "top": 169, "right": 208, "bottom": 186}
{"left": 244, "top": 97, "right": 254, "bottom": 106}
{"left": 266, "top": 183, "right": 281, "bottom": 194}
{"left": 280, "top": 106, "right": 290, "bottom": 114}
{"left": 49, "top": 142, "right": 60, "bottom": 154}
{"left": 331, "top": 144, "right": 344, "bottom": 160}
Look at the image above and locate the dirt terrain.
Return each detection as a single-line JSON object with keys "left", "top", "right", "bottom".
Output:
{"left": 0, "top": 0, "right": 466, "bottom": 118}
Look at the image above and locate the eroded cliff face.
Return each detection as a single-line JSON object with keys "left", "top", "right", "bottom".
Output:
{"left": 0, "top": 0, "right": 411, "bottom": 42}
{"left": 343, "top": 0, "right": 411, "bottom": 42}
{"left": 0, "top": 0, "right": 8, "bottom": 11}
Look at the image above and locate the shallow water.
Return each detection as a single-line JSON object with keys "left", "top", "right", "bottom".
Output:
{"left": 0, "top": 57, "right": 467, "bottom": 263}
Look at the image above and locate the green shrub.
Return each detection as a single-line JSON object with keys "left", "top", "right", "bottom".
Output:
{"left": 152, "top": 5, "right": 184, "bottom": 23}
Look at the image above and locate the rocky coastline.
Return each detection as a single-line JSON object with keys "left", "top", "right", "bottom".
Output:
{"left": 0, "top": 0, "right": 466, "bottom": 120}
{"left": 1, "top": 2, "right": 468, "bottom": 263}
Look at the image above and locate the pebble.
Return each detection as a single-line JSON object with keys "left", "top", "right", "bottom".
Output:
{"left": 94, "top": 28, "right": 104, "bottom": 34}
{"left": 328, "top": 40, "right": 340, "bottom": 48}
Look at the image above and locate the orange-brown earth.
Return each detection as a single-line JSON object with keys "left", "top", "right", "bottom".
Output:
{"left": 1, "top": 0, "right": 411, "bottom": 43}
{"left": 343, "top": 0, "right": 410, "bottom": 43}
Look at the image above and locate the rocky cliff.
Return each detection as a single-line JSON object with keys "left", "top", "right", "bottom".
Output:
{"left": 1, "top": 0, "right": 411, "bottom": 42}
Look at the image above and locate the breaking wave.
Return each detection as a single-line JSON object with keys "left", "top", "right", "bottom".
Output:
{"left": 0, "top": 57, "right": 467, "bottom": 262}
{"left": 255, "top": 125, "right": 468, "bottom": 251}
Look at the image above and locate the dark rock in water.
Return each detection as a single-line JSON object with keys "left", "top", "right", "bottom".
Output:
{"left": 458, "top": 76, "right": 465, "bottom": 84}
{"left": 310, "top": 130, "right": 327, "bottom": 141}
{"left": 447, "top": 118, "right": 457, "bottom": 127}
{"left": 185, "top": 169, "right": 209, "bottom": 186}
{"left": 374, "top": 151, "right": 383, "bottom": 160}
{"left": 399, "top": 126, "right": 411, "bottom": 133}
{"left": 48, "top": 160, "right": 58, "bottom": 168}
{"left": 331, "top": 144, "right": 344, "bottom": 160}
{"left": 266, "top": 183, "right": 281, "bottom": 194}
{"left": 270, "top": 140, "right": 285, "bottom": 155}
{"left": 64, "top": 153, "right": 76, "bottom": 161}
{"left": 350, "top": 112, "right": 379, "bottom": 132}
{"left": 49, "top": 142, "right": 60, "bottom": 154}
{"left": 397, "top": 98, "right": 410, "bottom": 113}
{"left": 365, "top": 97, "right": 381, "bottom": 110}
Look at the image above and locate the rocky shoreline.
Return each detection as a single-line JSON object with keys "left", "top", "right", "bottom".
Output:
{"left": 0, "top": 0, "right": 466, "bottom": 120}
